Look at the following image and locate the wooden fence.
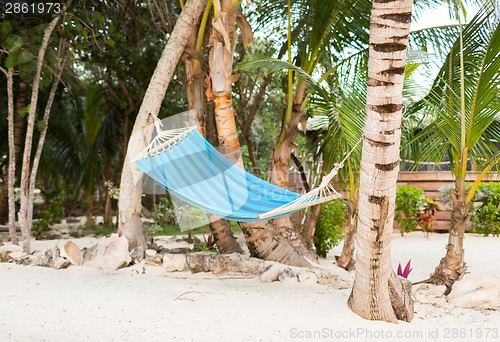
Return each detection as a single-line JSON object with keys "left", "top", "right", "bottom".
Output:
{"left": 396, "top": 172, "right": 499, "bottom": 231}
{"left": 288, "top": 171, "right": 500, "bottom": 232}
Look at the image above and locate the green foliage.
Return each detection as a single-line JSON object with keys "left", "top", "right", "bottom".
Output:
{"left": 313, "top": 200, "right": 347, "bottom": 257}
{"left": 471, "top": 183, "right": 500, "bottom": 236}
{"left": 152, "top": 197, "right": 177, "bottom": 226}
{"left": 68, "top": 225, "right": 116, "bottom": 239}
{"left": 395, "top": 186, "right": 425, "bottom": 235}
{"left": 418, "top": 198, "right": 438, "bottom": 236}
{"left": 438, "top": 183, "right": 472, "bottom": 208}
{"left": 192, "top": 234, "right": 218, "bottom": 253}
{"left": 405, "top": 3, "right": 500, "bottom": 177}
{"left": 33, "top": 191, "right": 66, "bottom": 240}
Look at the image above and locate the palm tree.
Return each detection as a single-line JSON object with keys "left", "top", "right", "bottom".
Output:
{"left": 250, "top": 0, "right": 370, "bottom": 240}
{"left": 205, "top": 0, "right": 314, "bottom": 265}
{"left": 347, "top": 0, "right": 414, "bottom": 323}
{"left": 185, "top": 0, "right": 243, "bottom": 253}
{"left": 406, "top": 3, "right": 500, "bottom": 293}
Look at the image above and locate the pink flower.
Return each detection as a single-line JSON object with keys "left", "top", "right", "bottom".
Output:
{"left": 397, "top": 260, "right": 412, "bottom": 279}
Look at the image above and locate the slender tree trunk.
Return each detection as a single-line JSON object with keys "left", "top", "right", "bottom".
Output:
{"left": 18, "top": 5, "right": 69, "bottom": 253}
{"left": 184, "top": 24, "right": 206, "bottom": 135}
{"left": 336, "top": 201, "right": 357, "bottom": 271}
{"left": 119, "top": 80, "right": 135, "bottom": 168}
{"left": 5, "top": 68, "right": 18, "bottom": 244}
{"left": 348, "top": 0, "right": 414, "bottom": 323}
{"left": 0, "top": 80, "right": 26, "bottom": 225}
{"left": 0, "top": 178, "right": 9, "bottom": 225}
{"left": 430, "top": 178, "right": 468, "bottom": 294}
{"left": 118, "top": 0, "right": 208, "bottom": 259}
{"left": 245, "top": 135, "right": 260, "bottom": 176}
{"left": 207, "top": 0, "right": 311, "bottom": 266}
{"left": 104, "top": 155, "right": 113, "bottom": 226}
{"left": 184, "top": 16, "right": 242, "bottom": 254}
{"left": 26, "top": 52, "right": 66, "bottom": 235}
{"left": 270, "top": 82, "right": 310, "bottom": 252}
{"left": 302, "top": 204, "right": 321, "bottom": 249}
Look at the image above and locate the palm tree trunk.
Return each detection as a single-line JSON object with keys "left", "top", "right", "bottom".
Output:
{"left": 118, "top": 0, "right": 207, "bottom": 260}
{"left": 241, "top": 220, "right": 311, "bottom": 267}
{"left": 347, "top": 0, "right": 414, "bottom": 323}
{"left": 430, "top": 178, "right": 468, "bottom": 293}
{"left": 184, "top": 18, "right": 242, "bottom": 254}
{"left": 207, "top": 0, "right": 311, "bottom": 266}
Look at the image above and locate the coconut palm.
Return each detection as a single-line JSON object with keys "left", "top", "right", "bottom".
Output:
{"left": 250, "top": 0, "right": 370, "bottom": 238}
{"left": 346, "top": 0, "right": 415, "bottom": 322}
{"left": 405, "top": 2, "right": 500, "bottom": 293}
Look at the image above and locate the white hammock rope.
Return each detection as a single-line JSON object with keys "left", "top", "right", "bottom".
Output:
{"left": 134, "top": 123, "right": 363, "bottom": 220}
{"left": 132, "top": 125, "right": 197, "bottom": 162}
{"left": 258, "top": 138, "right": 362, "bottom": 219}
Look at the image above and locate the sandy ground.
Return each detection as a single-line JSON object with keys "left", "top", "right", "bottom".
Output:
{"left": 1, "top": 232, "right": 500, "bottom": 342}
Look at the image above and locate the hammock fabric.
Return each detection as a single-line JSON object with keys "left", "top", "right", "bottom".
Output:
{"left": 134, "top": 127, "right": 343, "bottom": 221}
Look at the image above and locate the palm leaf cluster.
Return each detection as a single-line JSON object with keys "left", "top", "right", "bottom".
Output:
{"left": 405, "top": 2, "right": 500, "bottom": 177}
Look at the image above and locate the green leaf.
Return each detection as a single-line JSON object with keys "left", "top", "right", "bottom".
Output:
{"left": 37, "top": 120, "right": 46, "bottom": 132}
{"left": 0, "top": 21, "right": 12, "bottom": 37}
{"left": 17, "top": 105, "right": 30, "bottom": 118}
{"left": 95, "top": 13, "right": 105, "bottom": 24}
{"left": 42, "top": 77, "right": 51, "bottom": 89}
{"left": 107, "top": 38, "right": 115, "bottom": 47}
{"left": 18, "top": 50, "right": 34, "bottom": 64}
{"left": 6, "top": 34, "right": 23, "bottom": 52}
{"left": 5, "top": 49, "right": 20, "bottom": 68}
{"left": 19, "top": 61, "right": 36, "bottom": 83}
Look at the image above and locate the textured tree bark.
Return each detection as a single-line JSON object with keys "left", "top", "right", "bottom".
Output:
{"left": 104, "top": 154, "right": 113, "bottom": 226}
{"left": 347, "top": 0, "right": 414, "bottom": 323}
{"left": 118, "top": 0, "right": 208, "bottom": 260}
{"left": 118, "top": 80, "right": 135, "bottom": 167}
{"left": 269, "top": 82, "right": 309, "bottom": 248}
{"left": 336, "top": 200, "right": 358, "bottom": 271}
{"left": 240, "top": 220, "right": 311, "bottom": 267}
{"left": 208, "top": 0, "right": 243, "bottom": 167}
{"left": 184, "top": 16, "right": 242, "bottom": 254}
{"left": 208, "top": 218, "right": 243, "bottom": 253}
{"left": 17, "top": 4, "right": 69, "bottom": 253}
{"left": 206, "top": 0, "right": 311, "bottom": 266}
{"left": 5, "top": 68, "right": 18, "bottom": 244}
{"left": 430, "top": 178, "right": 468, "bottom": 294}
{"left": 302, "top": 204, "right": 321, "bottom": 249}
{"left": 0, "top": 80, "right": 27, "bottom": 225}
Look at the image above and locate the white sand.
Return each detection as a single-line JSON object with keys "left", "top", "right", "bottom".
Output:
{"left": 1, "top": 232, "right": 500, "bottom": 342}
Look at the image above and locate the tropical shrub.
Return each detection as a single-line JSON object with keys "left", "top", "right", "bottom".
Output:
{"left": 395, "top": 186, "right": 425, "bottom": 235}
{"left": 313, "top": 200, "right": 347, "bottom": 257}
{"left": 152, "top": 196, "right": 177, "bottom": 226}
{"left": 417, "top": 198, "right": 438, "bottom": 236}
{"left": 33, "top": 191, "right": 66, "bottom": 239}
{"left": 471, "top": 183, "right": 500, "bottom": 236}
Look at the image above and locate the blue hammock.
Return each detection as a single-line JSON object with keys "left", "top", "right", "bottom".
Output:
{"left": 134, "top": 127, "right": 342, "bottom": 221}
